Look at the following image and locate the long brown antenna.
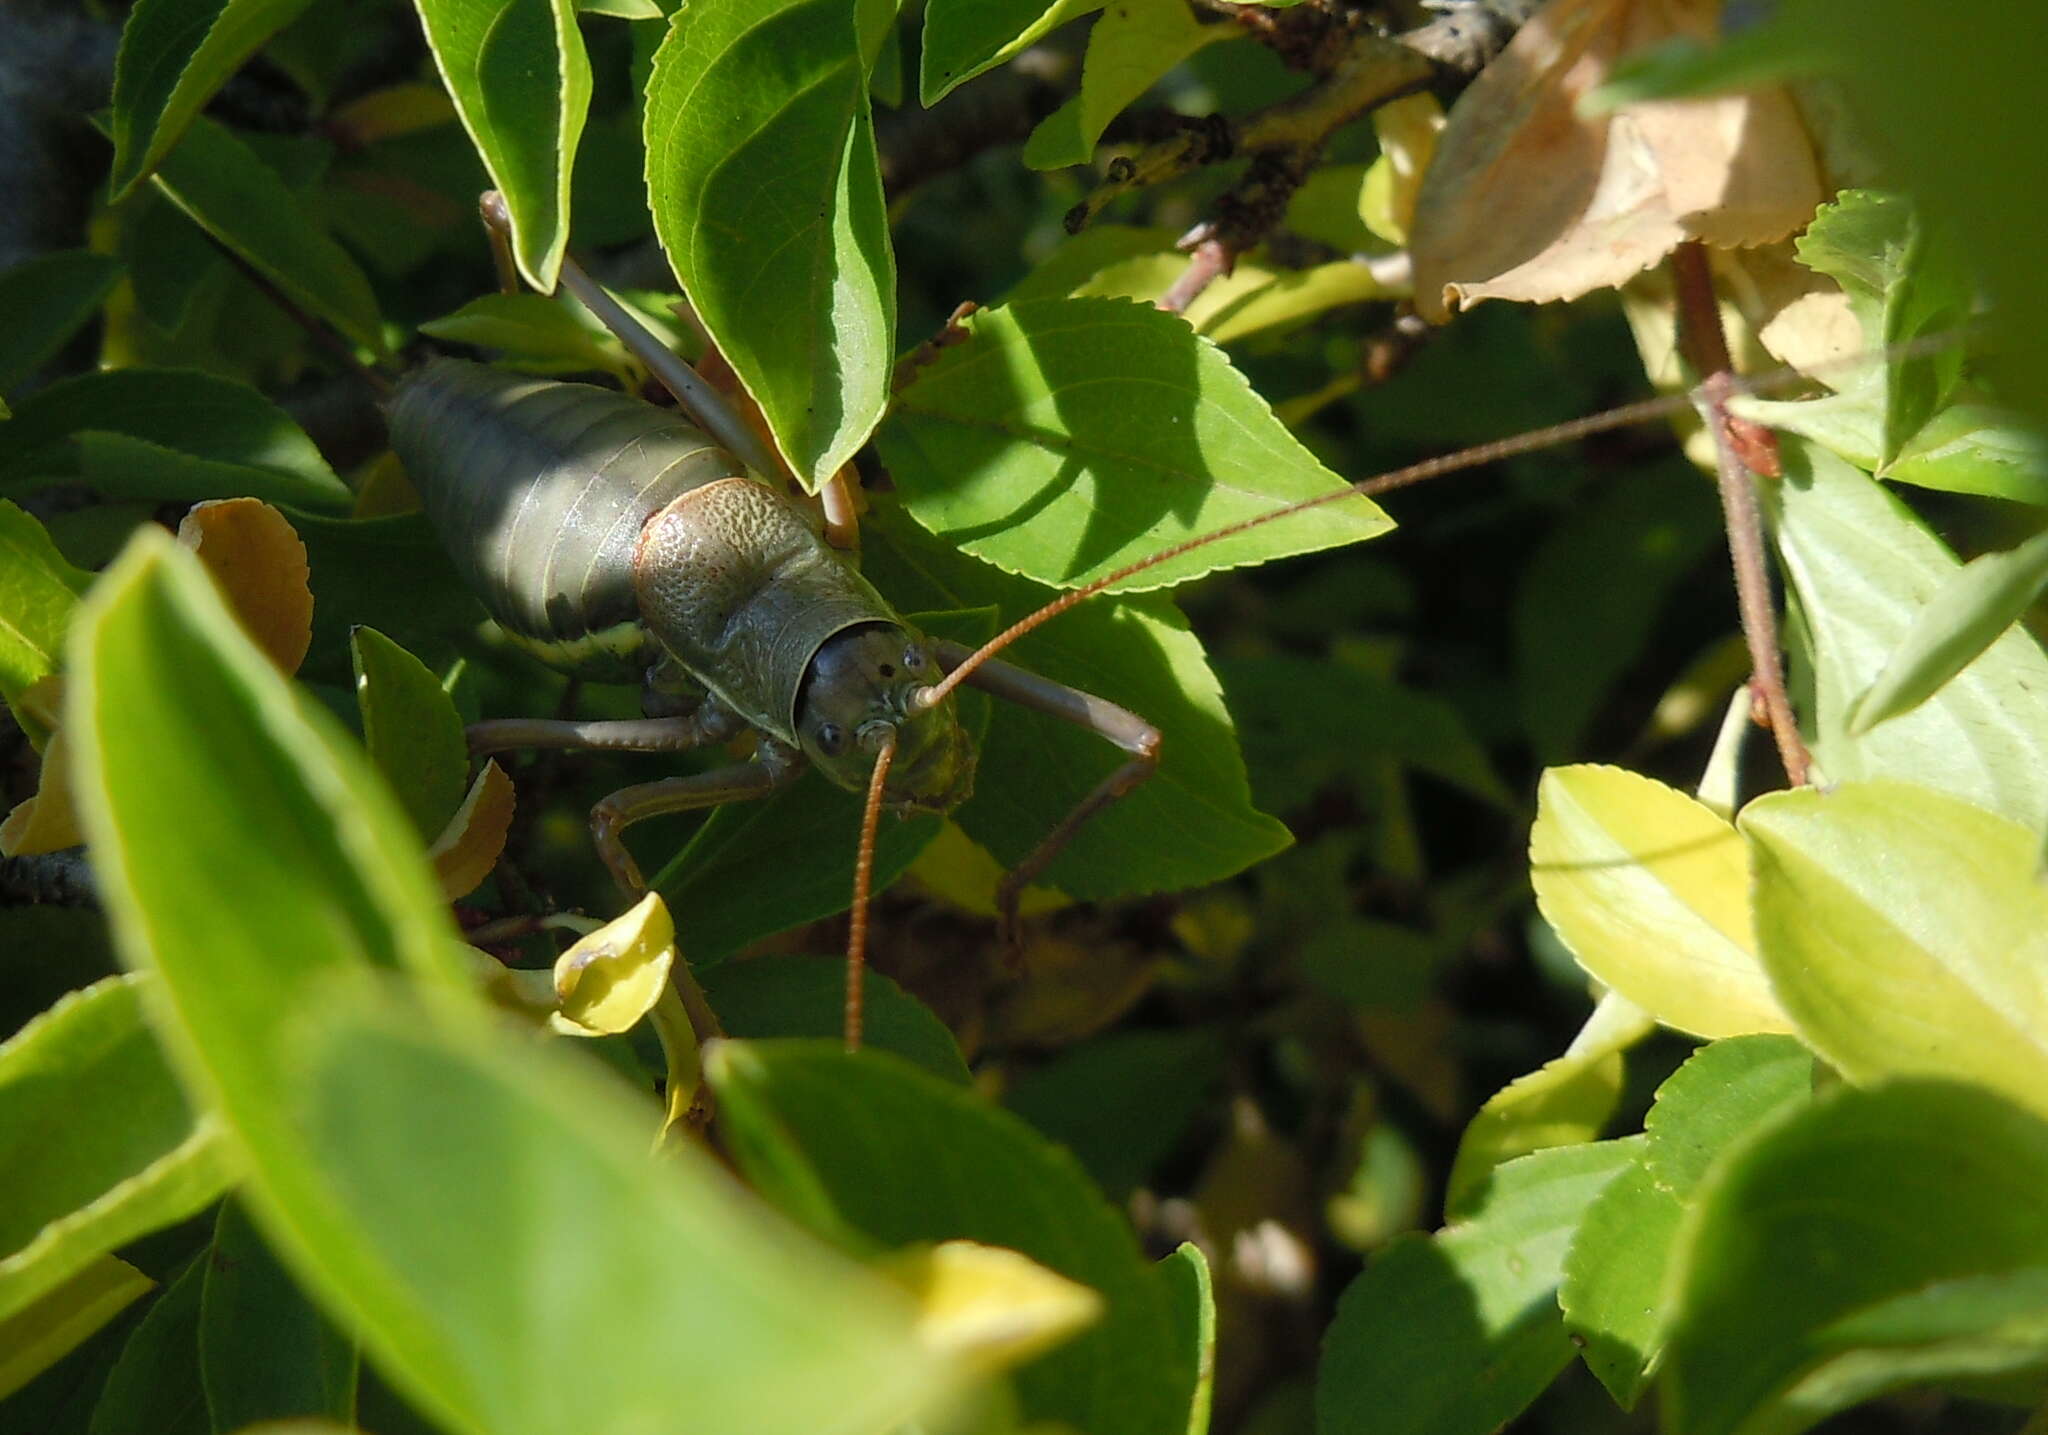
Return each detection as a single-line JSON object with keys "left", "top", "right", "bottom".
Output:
{"left": 845, "top": 726, "right": 898, "bottom": 1050}
{"left": 913, "top": 391, "right": 1686, "bottom": 712}
{"left": 909, "top": 325, "right": 1979, "bottom": 714}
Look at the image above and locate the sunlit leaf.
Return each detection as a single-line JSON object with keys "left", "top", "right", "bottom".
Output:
{"left": 0, "top": 252, "right": 123, "bottom": 398}
{"left": 350, "top": 626, "right": 467, "bottom": 842}
{"left": 1021, "top": 0, "right": 1221, "bottom": 171}
{"left": 144, "top": 116, "right": 385, "bottom": 354}
{"left": 880, "top": 298, "right": 1391, "bottom": 592}
{"left": 0, "top": 976, "right": 230, "bottom": 1325}
{"left": 0, "top": 727, "right": 84, "bottom": 856}
{"left": 411, "top": 0, "right": 591, "bottom": 290}
{"left": 1318, "top": 1139, "right": 1640, "bottom": 1435}
{"left": 0, "top": 502, "right": 90, "bottom": 742}
{"left": 1741, "top": 781, "right": 2048, "bottom": 1118}
{"left": 885, "top": 1239, "right": 1101, "bottom": 1373}
{"left": 0, "top": 1255, "right": 153, "bottom": 1403}
{"left": 644, "top": 0, "right": 894, "bottom": 485}
{"left": 1769, "top": 441, "right": 2048, "bottom": 831}
{"left": 1530, "top": 765, "right": 1792, "bottom": 1039}
{"left": 707, "top": 1040, "right": 1196, "bottom": 1435}
{"left": 107, "top": 0, "right": 316, "bottom": 197}
{"left": 921, "top": 0, "right": 1098, "bottom": 105}
{"left": 548, "top": 891, "right": 674, "bottom": 1037}
{"left": 1847, "top": 528, "right": 2048, "bottom": 734}
{"left": 1446, "top": 991, "right": 1654, "bottom": 1218}
{"left": 1663, "top": 1081, "right": 2048, "bottom": 1435}
{"left": 0, "top": 370, "right": 348, "bottom": 511}
{"left": 1560, "top": 1035, "right": 1811, "bottom": 1408}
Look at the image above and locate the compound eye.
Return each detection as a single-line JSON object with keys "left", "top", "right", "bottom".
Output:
{"left": 815, "top": 722, "right": 846, "bottom": 757}
{"left": 902, "top": 646, "right": 926, "bottom": 673}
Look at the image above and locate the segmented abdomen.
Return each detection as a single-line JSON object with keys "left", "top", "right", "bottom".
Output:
{"left": 389, "top": 360, "right": 743, "bottom": 675}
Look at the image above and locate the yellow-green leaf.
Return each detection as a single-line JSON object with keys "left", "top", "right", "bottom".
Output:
{"left": 549, "top": 891, "right": 675, "bottom": 1038}
{"left": 1445, "top": 991, "right": 1655, "bottom": 1217}
{"left": 1531, "top": 765, "right": 1793, "bottom": 1039}
{"left": 1741, "top": 780, "right": 2048, "bottom": 1117}
{"left": 885, "top": 1239, "right": 1102, "bottom": 1373}
{"left": 0, "top": 1254, "right": 153, "bottom": 1401}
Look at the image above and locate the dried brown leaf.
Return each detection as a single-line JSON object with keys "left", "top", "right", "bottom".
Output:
{"left": 1410, "top": 0, "right": 1822, "bottom": 320}
{"left": 428, "top": 759, "right": 515, "bottom": 900}
{"left": 175, "top": 499, "right": 314, "bottom": 674}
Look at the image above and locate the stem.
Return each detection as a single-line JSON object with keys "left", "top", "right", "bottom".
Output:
{"left": 202, "top": 235, "right": 392, "bottom": 399}
{"left": 1671, "top": 242, "right": 1809, "bottom": 788}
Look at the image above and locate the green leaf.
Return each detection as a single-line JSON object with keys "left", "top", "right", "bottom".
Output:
{"left": 1515, "top": 462, "right": 1722, "bottom": 760}
{"left": 1217, "top": 654, "right": 1511, "bottom": 815}
{"left": 0, "top": 501, "right": 91, "bottom": 737}
{"left": 106, "top": 0, "right": 316, "bottom": 198}
{"left": 412, "top": 0, "right": 591, "bottom": 290}
{"left": 880, "top": 299, "right": 1391, "bottom": 592}
{"left": 1768, "top": 441, "right": 2048, "bottom": 831}
{"left": 706, "top": 1039, "right": 1194, "bottom": 1435}
{"left": 0, "top": 370, "right": 348, "bottom": 511}
{"left": 1317, "top": 1139, "right": 1640, "bottom": 1435}
{"left": 1848, "top": 528, "right": 2048, "bottom": 734}
{"left": 90, "top": 1255, "right": 208, "bottom": 1435}
{"left": 416, "top": 293, "right": 633, "bottom": 382}
{"left": 644, "top": 0, "right": 894, "bottom": 486}
{"left": 350, "top": 627, "right": 468, "bottom": 843}
{"left": 1159, "top": 1242, "right": 1214, "bottom": 1435}
{"left": 1445, "top": 992, "right": 1654, "bottom": 1219}
{"left": 200, "top": 1200, "right": 357, "bottom": 1429}
{"left": 1004, "top": 225, "right": 1179, "bottom": 304}
{"left": 0, "top": 252, "right": 123, "bottom": 398}
{"left": 1663, "top": 1081, "right": 2048, "bottom": 1435}
{"left": 921, "top": 0, "right": 1098, "bottom": 105}
{"left": 1187, "top": 261, "right": 1394, "bottom": 346}
{"left": 67, "top": 532, "right": 956, "bottom": 1435}
{"left": 291, "top": 512, "right": 481, "bottom": 678}
{"left": 141, "top": 116, "right": 384, "bottom": 354}
{"left": 1530, "top": 765, "right": 1793, "bottom": 1039}
{"left": 0, "top": 976, "right": 230, "bottom": 1326}
{"left": 1885, "top": 399, "right": 2048, "bottom": 505}
{"left": 1741, "top": 781, "right": 2048, "bottom": 1119}
{"left": 1021, "top": 0, "right": 1221, "bottom": 170}
{"left": 1003, "top": 1028, "right": 1228, "bottom": 1201}
{"left": 300, "top": 990, "right": 954, "bottom": 1434}
{"left": 863, "top": 510, "right": 1291, "bottom": 899}
{"left": 698, "top": 954, "right": 970, "bottom": 1084}
{"left": 0, "top": 1256, "right": 154, "bottom": 1404}
{"left": 656, "top": 608, "right": 992, "bottom": 960}
{"left": 1560, "top": 1036, "right": 1812, "bottom": 1408}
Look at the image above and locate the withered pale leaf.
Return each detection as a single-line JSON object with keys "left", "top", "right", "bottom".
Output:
{"left": 0, "top": 727, "right": 83, "bottom": 856}
{"left": 175, "top": 499, "right": 314, "bottom": 675}
{"left": 1410, "top": 0, "right": 1822, "bottom": 320}
{"left": 427, "top": 759, "right": 515, "bottom": 901}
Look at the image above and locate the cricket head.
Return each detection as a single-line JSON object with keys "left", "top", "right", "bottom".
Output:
{"left": 794, "top": 622, "right": 976, "bottom": 812}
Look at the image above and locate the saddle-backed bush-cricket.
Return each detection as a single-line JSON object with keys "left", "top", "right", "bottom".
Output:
{"left": 387, "top": 195, "right": 1811, "bottom": 1051}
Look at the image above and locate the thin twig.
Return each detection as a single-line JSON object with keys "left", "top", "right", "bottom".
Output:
{"left": 1672, "top": 241, "right": 1809, "bottom": 788}
{"left": 201, "top": 234, "right": 392, "bottom": 398}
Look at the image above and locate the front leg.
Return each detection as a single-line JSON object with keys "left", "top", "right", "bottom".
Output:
{"left": 933, "top": 641, "right": 1162, "bottom": 946}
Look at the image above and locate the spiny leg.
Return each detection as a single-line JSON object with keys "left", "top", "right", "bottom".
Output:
{"left": 932, "top": 640, "right": 1161, "bottom": 947}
